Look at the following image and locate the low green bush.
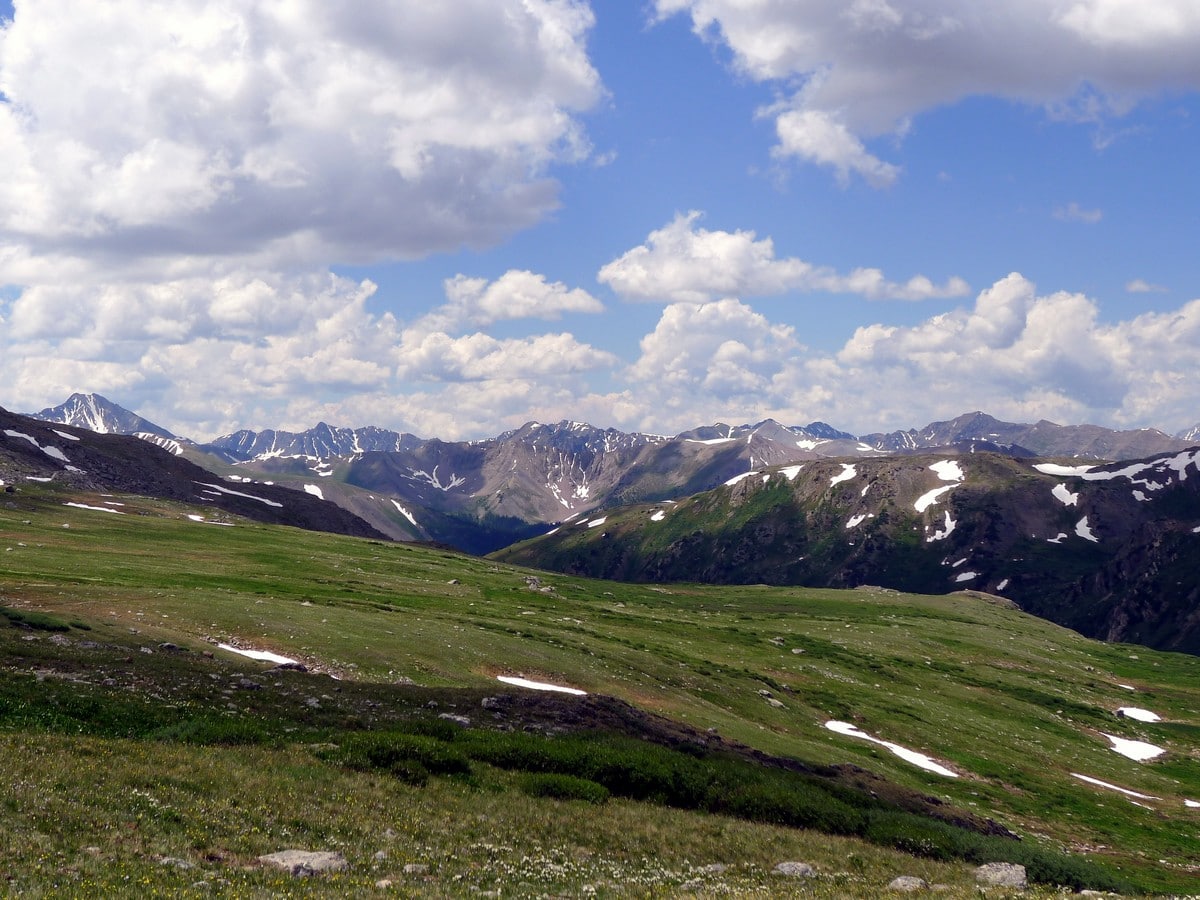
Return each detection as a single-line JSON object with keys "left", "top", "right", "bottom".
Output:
{"left": 518, "top": 773, "right": 609, "bottom": 804}
{"left": 0, "top": 606, "right": 70, "bottom": 632}
{"left": 326, "top": 731, "right": 473, "bottom": 783}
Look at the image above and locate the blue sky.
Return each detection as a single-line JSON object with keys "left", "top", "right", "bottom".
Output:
{"left": 0, "top": 1, "right": 1198, "bottom": 439}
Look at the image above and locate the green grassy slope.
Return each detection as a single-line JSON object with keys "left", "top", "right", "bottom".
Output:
{"left": 1, "top": 481, "right": 1198, "bottom": 895}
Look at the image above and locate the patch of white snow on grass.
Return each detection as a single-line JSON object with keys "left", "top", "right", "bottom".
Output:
{"left": 1047, "top": 533, "right": 1068, "bottom": 544}
{"left": 1101, "top": 733, "right": 1165, "bottom": 761}
{"left": 1185, "top": 799, "right": 1200, "bottom": 808}
{"left": 914, "top": 485, "right": 955, "bottom": 512}
{"left": 1116, "top": 707, "right": 1161, "bottom": 723}
{"left": 52, "top": 430, "right": 80, "bottom": 441}
{"left": 1075, "top": 516, "right": 1099, "bottom": 542}
{"left": 218, "top": 643, "right": 298, "bottom": 666}
{"left": 996, "top": 578, "right": 1009, "bottom": 591}
{"left": 1052, "top": 483, "right": 1079, "bottom": 506}
{"left": 1071, "top": 773, "right": 1159, "bottom": 800}
{"left": 954, "top": 571, "right": 978, "bottom": 583}
{"left": 845, "top": 514, "right": 871, "bottom": 529}
{"left": 64, "top": 502, "right": 125, "bottom": 514}
{"left": 303, "top": 484, "right": 324, "bottom": 500}
{"left": 196, "top": 483, "right": 283, "bottom": 508}
{"left": 686, "top": 437, "right": 735, "bottom": 445}
{"left": 1117, "top": 684, "right": 1136, "bottom": 691}
{"left": 1132, "top": 490, "right": 1149, "bottom": 502}
{"left": 829, "top": 464, "right": 857, "bottom": 486}
{"left": 725, "top": 471, "right": 756, "bottom": 486}
{"left": 780, "top": 465, "right": 803, "bottom": 480}
{"left": 650, "top": 510, "right": 666, "bottom": 522}
{"left": 497, "top": 676, "right": 586, "bottom": 695}
{"left": 825, "top": 721, "right": 958, "bottom": 777}
{"left": 587, "top": 517, "right": 607, "bottom": 528}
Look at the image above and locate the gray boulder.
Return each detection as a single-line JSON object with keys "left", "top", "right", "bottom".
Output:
{"left": 888, "top": 875, "right": 929, "bottom": 892}
{"left": 975, "top": 862, "right": 1027, "bottom": 888}
{"left": 773, "top": 861, "right": 815, "bottom": 877}
{"left": 258, "top": 850, "right": 348, "bottom": 877}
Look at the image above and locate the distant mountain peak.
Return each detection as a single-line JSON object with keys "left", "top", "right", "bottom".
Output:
{"left": 33, "top": 393, "right": 175, "bottom": 439}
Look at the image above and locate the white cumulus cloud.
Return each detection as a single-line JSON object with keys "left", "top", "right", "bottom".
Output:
{"left": 655, "top": 0, "right": 1200, "bottom": 184}
{"left": 0, "top": 0, "right": 602, "bottom": 263}
{"left": 413, "top": 269, "right": 605, "bottom": 336}
{"left": 599, "top": 212, "right": 969, "bottom": 302}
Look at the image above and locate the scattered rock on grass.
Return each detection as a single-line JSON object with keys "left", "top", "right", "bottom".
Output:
{"left": 258, "top": 850, "right": 348, "bottom": 877}
{"left": 773, "top": 861, "right": 815, "bottom": 878}
{"left": 974, "top": 862, "right": 1026, "bottom": 888}
{"left": 888, "top": 875, "right": 928, "bottom": 892}
{"left": 403, "top": 863, "right": 430, "bottom": 876}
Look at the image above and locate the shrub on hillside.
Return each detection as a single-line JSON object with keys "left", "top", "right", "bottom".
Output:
{"left": 518, "top": 773, "right": 609, "bottom": 804}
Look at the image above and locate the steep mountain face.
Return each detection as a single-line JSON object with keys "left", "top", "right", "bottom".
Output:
{"left": 862, "top": 411, "right": 1190, "bottom": 459}
{"left": 204, "top": 422, "right": 422, "bottom": 463}
{"left": 34, "top": 392, "right": 175, "bottom": 440}
{"left": 493, "top": 449, "right": 1200, "bottom": 654}
{"left": 0, "top": 408, "right": 385, "bottom": 540}
{"left": 1178, "top": 423, "right": 1200, "bottom": 443}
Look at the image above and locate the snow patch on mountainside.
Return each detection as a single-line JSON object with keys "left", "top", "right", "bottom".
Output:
{"left": 914, "top": 485, "right": 955, "bottom": 513}
{"left": 927, "top": 511, "right": 957, "bottom": 542}
{"left": 218, "top": 643, "right": 299, "bottom": 666}
{"left": 830, "top": 464, "right": 857, "bottom": 486}
{"left": 196, "top": 483, "right": 283, "bottom": 508}
{"left": 929, "top": 460, "right": 964, "bottom": 482}
{"left": 1101, "top": 733, "right": 1165, "bottom": 761}
{"left": 407, "top": 465, "right": 466, "bottom": 492}
{"left": 303, "top": 484, "right": 324, "bottom": 501}
{"left": 1075, "top": 517, "right": 1099, "bottom": 542}
{"left": 4, "top": 429, "right": 73, "bottom": 465}
{"left": 1052, "top": 483, "right": 1078, "bottom": 506}
{"left": 390, "top": 500, "right": 418, "bottom": 527}
{"left": 64, "top": 502, "right": 124, "bottom": 514}
{"left": 497, "top": 675, "right": 586, "bottom": 695}
{"left": 1116, "top": 707, "right": 1160, "bottom": 723}
{"left": 1071, "top": 773, "right": 1159, "bottom": 800}
{"left": 825, "top": 721, "right": 959, "bottom": 777}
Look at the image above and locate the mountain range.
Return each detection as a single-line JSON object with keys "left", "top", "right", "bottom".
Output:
{"left": 31, "top": 393, "right": 1199, "bottom": 552}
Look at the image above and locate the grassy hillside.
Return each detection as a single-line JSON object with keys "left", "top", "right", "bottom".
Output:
{"left": 493, "top": 451, "right": 1200, "bottom": 654}
{"left": 1, "top": 480, "right": 1198, "bottom": 895}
